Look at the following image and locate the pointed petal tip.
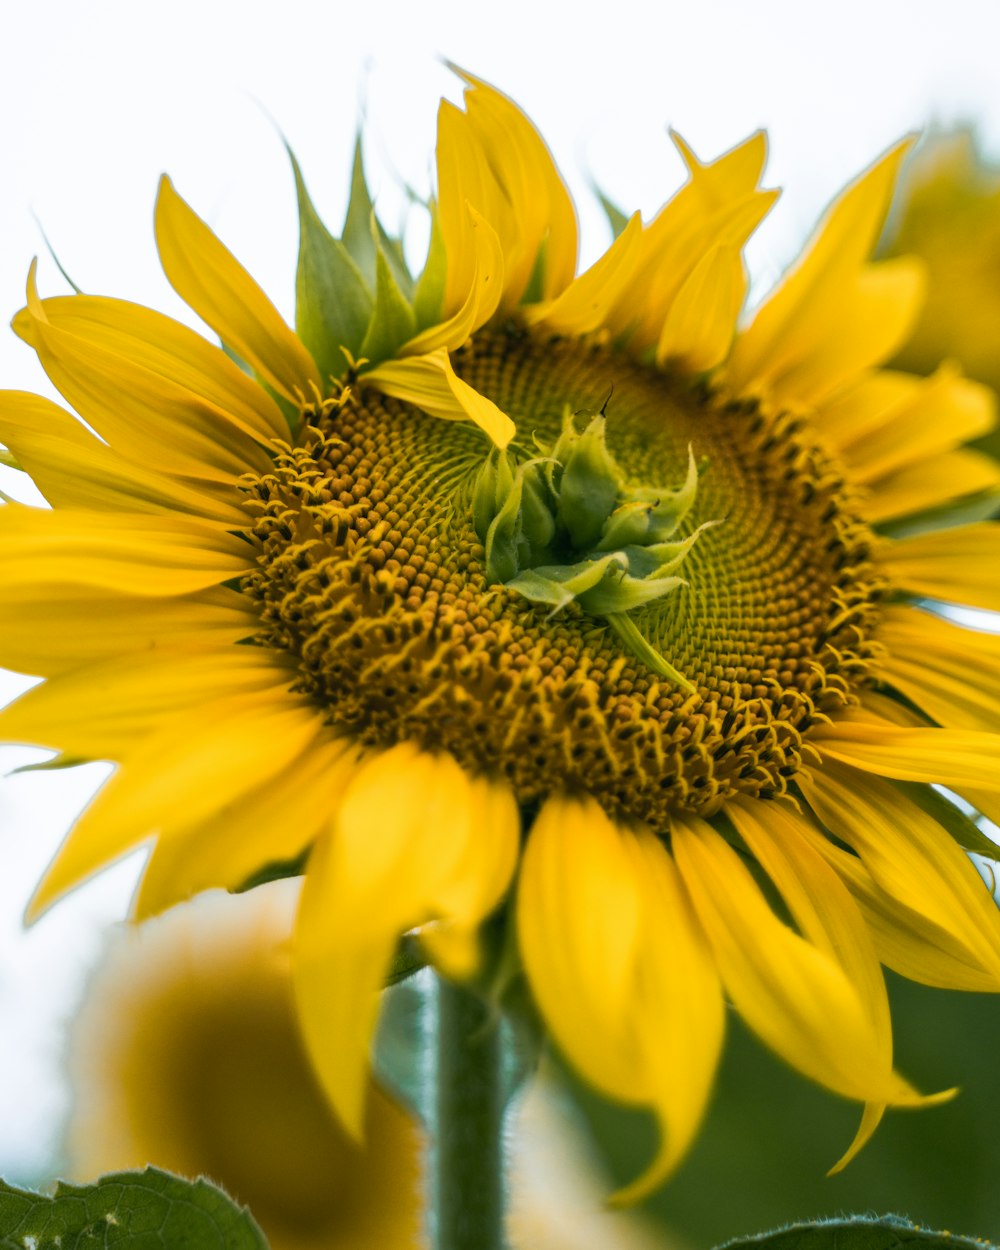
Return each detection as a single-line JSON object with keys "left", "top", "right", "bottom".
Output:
{"left": 606, "top": 1097, "right": 700, "bottom": 1207}
{"left": 827, "top": 1103, "right": 885, "bottom": 1176}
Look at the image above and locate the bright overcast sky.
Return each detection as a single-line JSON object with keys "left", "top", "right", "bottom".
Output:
{"left": 2, "top": 0, "right": 1000, "bottom": 1181}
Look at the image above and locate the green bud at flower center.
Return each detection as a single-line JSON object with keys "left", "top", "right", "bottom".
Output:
{"left": 472, "top": 403, "right": 719, "bottom": 689}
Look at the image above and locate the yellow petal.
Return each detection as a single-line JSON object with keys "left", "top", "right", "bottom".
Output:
{"left": 0, "top": 391, "right": 246, "bottom": 524}
{"left": 862, "top": 448, "right": 1000, "bottom": 525}
{"left": 805, "top": 829, "right": 1000, "bottom": 992}
{"left": 133, "top": 734, "right": 364, "bottom": 919}
{"left": 877, "top": 522, "right": 1000, "bottom": 611}
{"left": 828, "top": 365, "right": 995, "bottom": 482}
{"left": 672, "top": 129, "right": 769, "bottom": 202}
{"left": 401, "top": 203, "right": 503, "bottom": 355}
{"left": 876, "top": 603, "right": 1000, "bottom": 731}
{"left": 800, "top": 762, "right": 1000, "bottom": 990}
{"left": 419, "top": 775, "right": 520, "bottom": 979}
{"left": 29, "top": 692, "right": 325, "bottom": 920}
{"left": 0, "top": 584, "right": 255, "bottom": 679}
{"left": 0, "top": 644, "right": 294, "bottom": 759}
{"left": 17, "top": 265, "right": 273, "bottom": 482}
{"left": 522, "top": 212, "right": 644, "bottom": 336}
{"left": 608, "top": 131, "right": 776, "bottom": 352}
{"left": 611, "top": 828, "right": 725, "bottom": 1204}
{"left": 293, "top": 744, "right": 519, "bottom": 1136}
{"left": 437, "top": 71, "right": 577, "bottom": 312}
{"left": 155, "top": 176, "right": 321, "bottom": 403}
{"left": 762, "top": 258, "right": 924, "bottom": 407}
{"left": 0, "top": 502, "right": 252, "bottom": 597}
{"left": 727, "top": 140, "right": 912, "bottom": 396}
{"left": 517, "top": 795, "right": 645, "bottom": 1102}
{"left": 814, "top": 709, "right": 1000, "bottom": 790}
{"left": 364, "top": 348, "right": 515, "bottom": 448}
{"left": 655, "top": 243, "right": 746, "bottom": 371}
{"left": 624, "top": 189, "right": 777, "bottom": 352}
{"left": 725, "top": 796, "right": 900, "bottom": 1168}
{"left": 518, "top": 797, "right": 724, "bottom": 1199}
{"left": 672, "top": 811, "right": 928, "bottom": 1107}
{"left": 13, "top": 283, "right": 287, "bottom": 440}
{"left": 726, "top": 798, "right": 891, "bottom": 1046}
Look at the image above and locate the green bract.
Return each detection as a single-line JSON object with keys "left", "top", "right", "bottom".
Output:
{"left": 290, "top": 140, "right": 446, "bottom": 382}
{"left": 472, "top": 403, "right": 718, "bottom": 690}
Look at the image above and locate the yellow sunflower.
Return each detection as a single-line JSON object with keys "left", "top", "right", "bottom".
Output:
{"left": 65, "top": 883, "right": 424, "bottom": 1250}
{"left": 879, "top": 127, "right": 1000, "bottom": 470}
{"left": 66, "top": 881, "right": 668, "bottom": 1250}
{"left": 4, "top": 69, "right": 1000, "bottom": 1200}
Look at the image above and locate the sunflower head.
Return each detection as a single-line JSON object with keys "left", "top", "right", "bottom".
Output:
{"left": 880, "top": 127, "right": 1000, "bottom": 470}
{"left": 4, "top": 69, "right": 1000, "bottom": 1203}
{"left": 65, "top": 885, "right": 423, "bottom": 1250}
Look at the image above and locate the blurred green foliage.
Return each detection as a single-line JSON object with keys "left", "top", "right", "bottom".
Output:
{"left": 567, "top": 973, "right": 1000, "bottom": 1245}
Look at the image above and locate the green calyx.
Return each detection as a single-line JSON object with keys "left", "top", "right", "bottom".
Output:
{"left": 289, "top": 138, "right": 446, "bottom": 385}
{"left": 472, "top": 403, "right": 719, "bottom": 690}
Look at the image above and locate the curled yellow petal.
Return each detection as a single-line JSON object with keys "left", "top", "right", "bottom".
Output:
{"left": 401, "top": 203, "right": 503, "bottom": 355}
{"left": 365, "top": 348, "right": 515, "bottom": 448}
{"left": 800, "top": 762, "right": 1000, "bottom": 990}
{"left": 437, "top": 69, "right": 577, "bottom": 313}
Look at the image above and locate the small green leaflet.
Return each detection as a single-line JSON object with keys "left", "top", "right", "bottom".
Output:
{"left": 595, "top": 186, "right": 630, "bottom": 241}
{"left": 289, "top": 147, "right": 373, "bottom": 378}
{"left": 719, "top": 1216, "right": 997, "bottom": 1250}
{"left": 0, "top": 1168, "right": 268, "bottom": 1250}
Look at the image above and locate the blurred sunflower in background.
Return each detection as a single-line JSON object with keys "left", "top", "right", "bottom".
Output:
{"left": 66, "top": 883, "right": 667, "bottom": 1250}
{"left": 880, "top": 126, "right": 1000, "bottom": 469}
{"left": 3, "top": 68, "right": 1000, "bottom": 1199}
{"left": 65, "top": 883, "right": 423, "bottom": 1250}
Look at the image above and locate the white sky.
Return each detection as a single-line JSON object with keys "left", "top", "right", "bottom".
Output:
{"left": 2, "top": 0, "right": 1000, "bottom": 1182}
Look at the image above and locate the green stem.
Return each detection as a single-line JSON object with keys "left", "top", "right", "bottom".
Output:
{"left": 434, "top": 975, "right": 506, "bottom": 1250}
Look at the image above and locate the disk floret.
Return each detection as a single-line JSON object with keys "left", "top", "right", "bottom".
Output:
{"left": 472, "top": 404, "right": 719, "bottom": 690}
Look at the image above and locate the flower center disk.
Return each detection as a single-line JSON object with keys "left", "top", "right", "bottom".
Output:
{"left": 240, "top": 331, "right": 883, "bottom": 824}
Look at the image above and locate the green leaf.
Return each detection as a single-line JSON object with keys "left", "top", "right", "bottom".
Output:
{"left": 0, "top": 1168, "right": 268, "bottom": 1249}
{"left": 719, "top": 1215, "right": 997, "bottom": 1250}
{"left": 289, "top": 147, "right": 373, "bottom": 379}
{"left": 342, "top": 138, "right": 414, "bottom": 301}
{"left": 413, "top": 200, "right": 447, "bottom": 330}
{"left": 342, "top": 136, "right": 378, "bottom": 288}
{"left": 595, "top": 186, "right": 630, "bottom": 241}
{"left": 358, "top": 239, "right": 417, "bottom": 364}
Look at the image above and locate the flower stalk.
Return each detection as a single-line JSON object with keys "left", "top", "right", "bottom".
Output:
{"left": 433, "top": 975, "right": 507, "bottom": 1250}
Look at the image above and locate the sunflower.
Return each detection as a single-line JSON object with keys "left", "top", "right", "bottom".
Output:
{"left": 879, "top": 127, "right": 1000, "bottom": 469}
{"left": 4, "top": 69, "right": 1000, "bottom": 1201}
{"left": 66, "top": 881, "right": 667, "bottom": 1250}
{"left": 65, "top": 883, "right": 424, "bottom": 1250}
